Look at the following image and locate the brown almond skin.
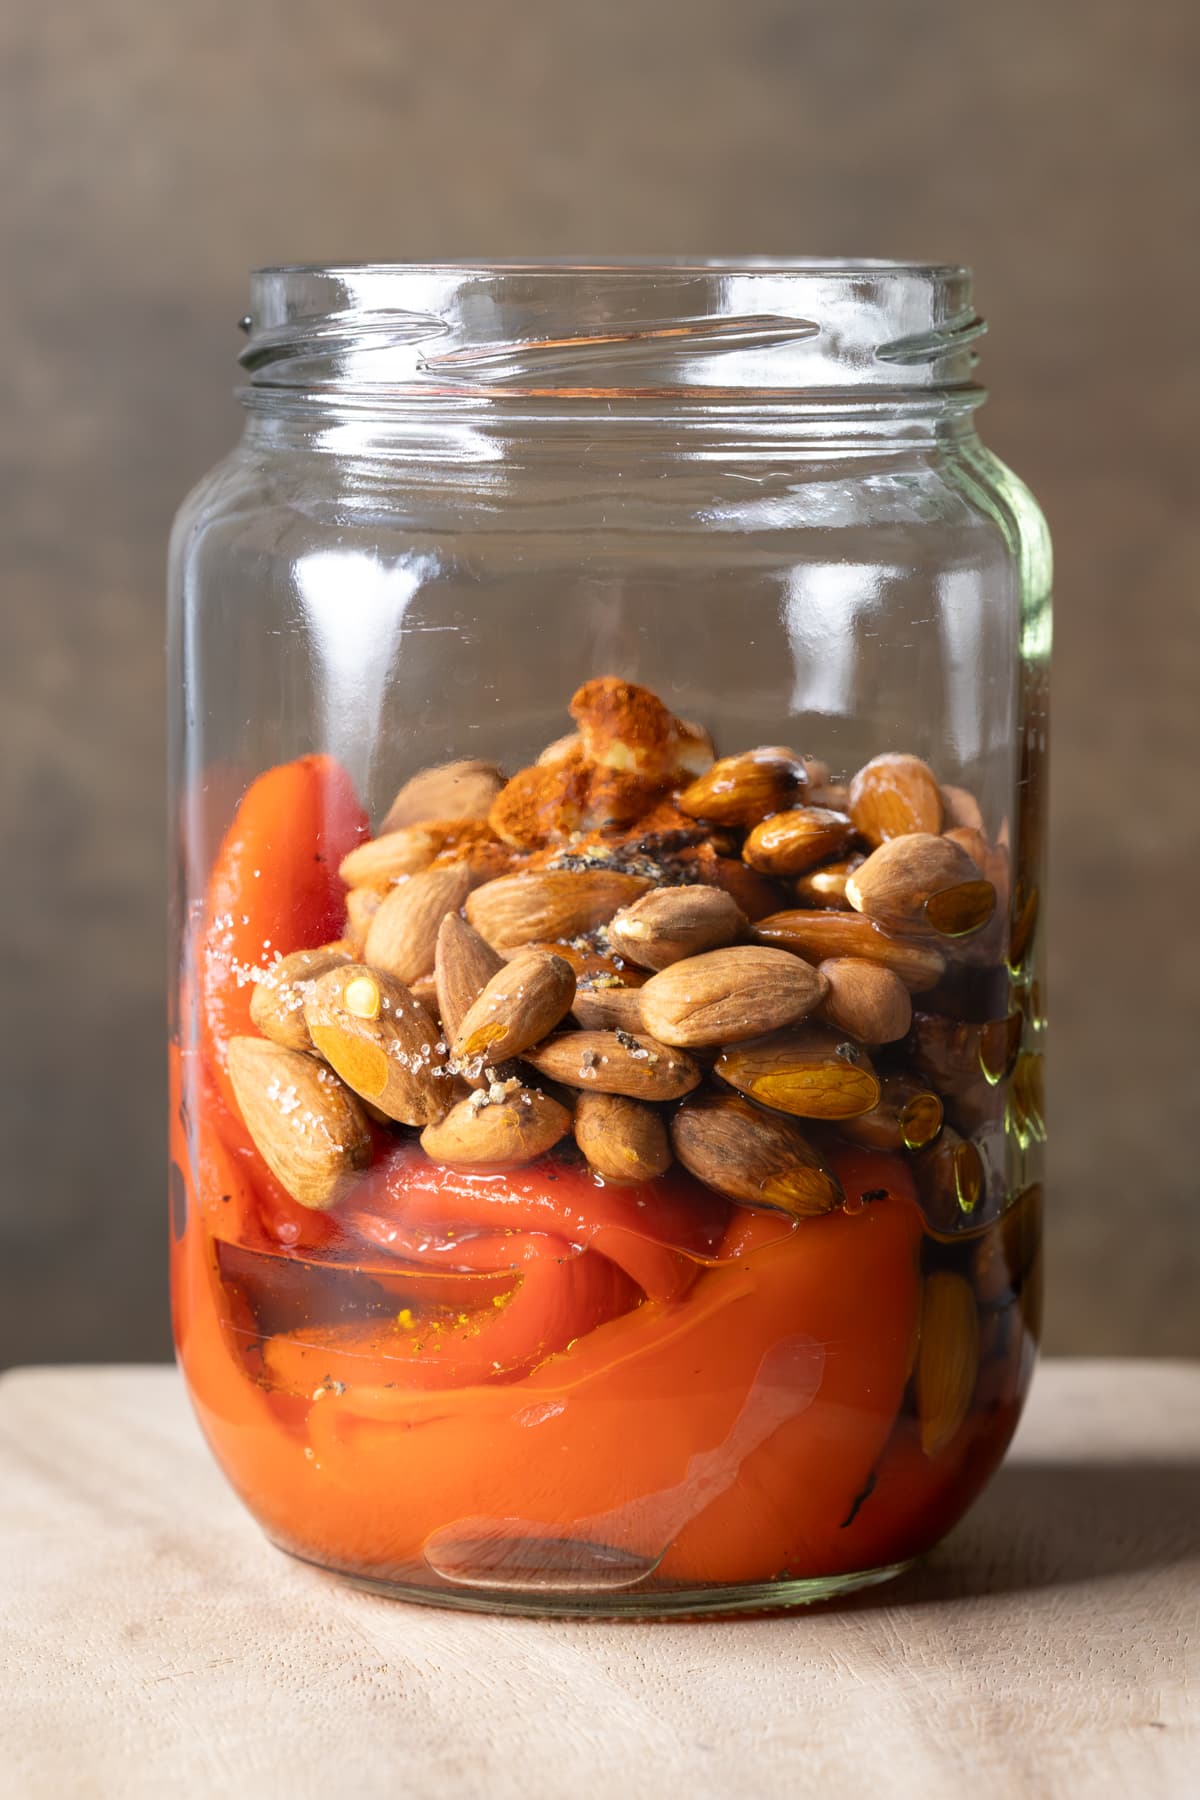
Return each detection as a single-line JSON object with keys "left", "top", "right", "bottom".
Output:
{"left": 916, "top": 1271, "right": 980, "bottom": 1456}
{"left": 671, "top": 1090, "right": 842, "bottom": 1218}
{"left": 792, "top": 853, "right": 864, "bottom": 910}
{"left": 344, "top": 884, "right": 386, "bottom": 952}
{"left": 571, "top": 985, "right": 647, "bottom": 1032}
{"left": 639, "top": 945, "right": 827, "bottom": 1049}
{"left": 379, "top": 759, "right": 504, "bottom": 833}
{"left": 420, "top": 1087, "right": 572, "bottom": 1168}
{"left": 338, "top": 826, "right": 439, "bottom": 886}
{"left": 846, "top": 833, "right": 995, "bottom": 938}
{"left": 677, "top": 748, "right": 806, "bottom": 826}
{"left": 524, "top": 1031, "right": 701, "bottom": 1101}
{"left": 364, "top": 863, "right": 474, "bottom": 985}
{"left": 465, "top": 869, "right": 653, "bottom": 952}
{"left": 817, "top": 957, "right": 913, "bottom": 1045}
{"left": 573, "top": 1093, "right": 672, "bottom": 1185}
{"left": 249, "top": 943, "right": 354, "bottom": 1053}
{"left": 607, "top": 885, "right": 746, "bottom": 971}
{"left": 434, "top": 912, "right": 505, "bottom": 1045}
{"left": 849, "top": 753, "right": 945, "bottom": 847}
{"left": 742, "top": 807, "right": 855, "bottom": 877}
{"left": 451, "top": 948, "right": 576, "bottom": 1067}
{"left": 906, "top": 1011, "right": 997, "bottom": 1099}
{"left": 838, "top": 1074, "right": 944, "bottom": 1152}
{"left": 940, "top": 784, "right": 985, "bottom": 832}
{"left": 754, "top": 910, "right": 946, "bottom": 992}
{"left": 715, "top": 1027, "right": 880, "bottom": 1120}
{"left": 226, "top": 1036, "right": 372, "bottom": 1209}
{"left": 304, "top": 965, "right": 457, "bottom": 1127}
{"left": 912, "top": 1127, "right": 987, "bottom": 1236}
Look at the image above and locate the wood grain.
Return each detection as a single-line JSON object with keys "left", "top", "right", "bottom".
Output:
{"left": 1, "top": 0, "right": 1198, "bottom": 1361}
{"left": 0, "top": 1360, "right": 1196, "bottom": 1798}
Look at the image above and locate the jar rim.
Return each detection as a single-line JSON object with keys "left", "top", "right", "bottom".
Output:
{"left": 240, "top": 260, "right": 984, "bottom": 404}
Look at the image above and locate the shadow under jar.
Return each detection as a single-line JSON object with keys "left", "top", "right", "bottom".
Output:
{"left": 168, "top": 260, "right": 1051, "bottom": 1616}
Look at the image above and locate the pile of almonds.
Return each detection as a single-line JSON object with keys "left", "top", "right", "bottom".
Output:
{"left": 229, "top": 677, "right": 1038, "bottom": 1234}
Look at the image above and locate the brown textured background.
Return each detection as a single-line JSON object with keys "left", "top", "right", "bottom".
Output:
{"left": 2, "top": 0, "right": 1197, "bottom": 1364}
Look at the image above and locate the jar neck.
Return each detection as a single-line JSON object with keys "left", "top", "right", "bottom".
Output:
{"left": 236, "top": 261, "right": 987, "bottom": 442}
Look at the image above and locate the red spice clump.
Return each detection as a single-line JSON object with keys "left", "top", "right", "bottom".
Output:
{"left": 569, "top": 678, "right": 678, "bottom": 778}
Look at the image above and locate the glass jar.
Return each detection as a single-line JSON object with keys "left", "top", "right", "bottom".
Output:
{"left": 168, "top": 261, "right": 1050, "bottom": 1616}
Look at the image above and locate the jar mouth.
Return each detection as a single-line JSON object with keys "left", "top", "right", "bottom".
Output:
{"left": 240, "top": 259, "right": 984, "bottom": 403}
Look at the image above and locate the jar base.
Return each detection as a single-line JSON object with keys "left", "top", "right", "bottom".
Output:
{"left": 270, "top": 1537, "right": 914, "bottom": 1619}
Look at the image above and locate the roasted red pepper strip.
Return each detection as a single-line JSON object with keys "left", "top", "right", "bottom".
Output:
{"left": 200, "top": 754, "right": 367, "bottom": 1139}
{"left": 344, "top": 1140, "right": 731, "bottom": 1303}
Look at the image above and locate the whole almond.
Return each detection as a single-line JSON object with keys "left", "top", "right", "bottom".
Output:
{"left": 912, "top": 1127, "right": 986, "bottom": 1234}
{"left": 907, "top": 1011, "right": 998, "bottom": 1099}
{"left": 304, "top": 965, "right": 457, "bottom": 1127}
{"left": 571, "top": 984, "right": 647, "bottom": 1032}
{"left": 677, "top": 747, "right": 806, "bottom": 826}
{"left": 793, "top": 853, "right": 864, "bottom": 909}
{"left": 420, "top": 1082, "right": 572, "bottom": 1168}
{"left": 817, "top": 957, "right": 912, "bottom": 1045}
{"left": 451, "top": 948, "right": 576, "bottom": 1068}
{"left": 639, "top": 945, "right": 827, "bottom": 1048}
{"left": 364, "top": 863, "right": 474, "bottom": 984}
{"left": 715, "top": 1026, "right": 880, "bottom": 1119}
{"left": 671, "top": 1090, "right": 842, "bottom": 1218}
{"left": 227, "top": 1036, "right": 372, "bottom": 1209}
{"left": 916, "top": 1271, "right": 980, "bottom": 1455}
{"left": 742, "top": 807, "right": 855, "bottom": 877}
{"left": 379, "top": 759, "right": 504, "bottom": 833}
{"left": 434, "top": 912, "right": 505, "bottom": 1045}
{"left": 345, "top": 884, "right": 386, "bottom": 951}
{"left": 249, "top": 943, "right": 353, "bottom": 1052}
{"left": 573, "top": 1092, "right": 672, "bottom": 1184}
{"left": 465, "top": 869, "right": 652, "bottom": 952}
{"left": 524, "top": 1030, "right": 701, "bottom": 1101}
{"left": 940, "top": 784, "right": 985, "bottom": 833}
{"left": 849, "top": 753, "right": 944, "bottom": 846}
{"left": 846, "top": 833, "right": 995, "bottom": 938}
{"left": 754, "top": 910, "right": 946, "bottom": 991}
{"left": 607, "top": 885, "right": 746, "bottom": 971}
{"left": 839, "top": 1073, "right": 943, "bottom": 1152}
{"left": 339, "top": 820, "right": 495, "bottom": 889}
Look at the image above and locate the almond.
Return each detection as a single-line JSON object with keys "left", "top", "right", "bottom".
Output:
{"left": 304, "top": 965, "right": 457, "bottom": 1127}
{"left": 573, "top": 1092, "right": 672, "bottom": 1184}
{"left": 639, "top": 945, "right": 827, "bottom": 1048}
{"left": 379, "top": 759, "right": 504, "bottom": 833}
{"left": 715, "top": 1026, "right": 880, "bottom": 1119}
{"left": 420, "top": 1081, "right": 572, "bottom": 1168}
{"left": 465, "top": 869, "right": 652, "bottom": 952}
{"left": 451, "top": 948, "right": 576, "bottom": 1068}
{"left": 606, "top": 885, "right": 746, "bottom": 971}
{"left": 677, "top": 747, "right": 806, "bottom": 826}
{"left": 838, "top": 1073, "right": 944, "bottom": 1152}
{"left": 792, "top": 854, "right": 864, "bottom": 910}
{"left": 345, "top": 884, "right": 386, "bottom": 952}
{"left": 499, "top": 940, "right": 647, "bottom": 989}
{"left": 742, "top": 807, "right": 855, "bottom": 877}
{"left": 670, "top": 846, "right": 784, "bottom": 921}
{"left": 671, "top": 1090, "right": 842, "bottom": 1218}
{"left": 227, "top": 1036, "right": 372, "bottom": 1209}
{"left": 912, "top": 1127, "right": 986, "bottom": 1233}
{"left": 524, "top": 1030, "right": 701, "bottom": 1101}
{"left": 916, "top": 1271, "right": 980, "bottom": 1455}
{"left": 538, "top": 731, "right": 581, "bottom": 766}
{"left": 434, "top": 912, "right": 505, "bottom": 1045}
{"left": 849, "top": 753, "right": 944, "bottom": 846}
{"left": 817, "top": 957, "right": 912, "bottom": 1045}
{"left": 907, "top": 1011, "right": 1002, "bottom": 1099}
{"left": 754, "top": 910, "right": 946, "bottom": 992}
{"left": 570, "top": 984, "right": 647, "bottom": 1033}
{"left": 1007, "top": 1049, "right": 1046, "bottom": 1147}
{"left": 846, "top": 833, "right": 995, "bottom": 939}
{"left": 1008, "top": 879, "right": 1040, "bottom": 973}
{"left": 249, "top": 943, "right": 354, "bottom": 1053}
{"left": 974, "top": 1182, "right": 1043, "bottom": 1306}
{"left": 941, "top": 784, "right": 985, "bottom": 832}
{"left": 363, "top": 863, "right": 474, "bottom": 984}
{"left": 339, "top": 820, "right": 495, "bottom": 888}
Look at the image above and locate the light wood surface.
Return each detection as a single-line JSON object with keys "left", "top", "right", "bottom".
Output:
{"left": 1, "top": 1359, "right": 1196, "bottom": 1799}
